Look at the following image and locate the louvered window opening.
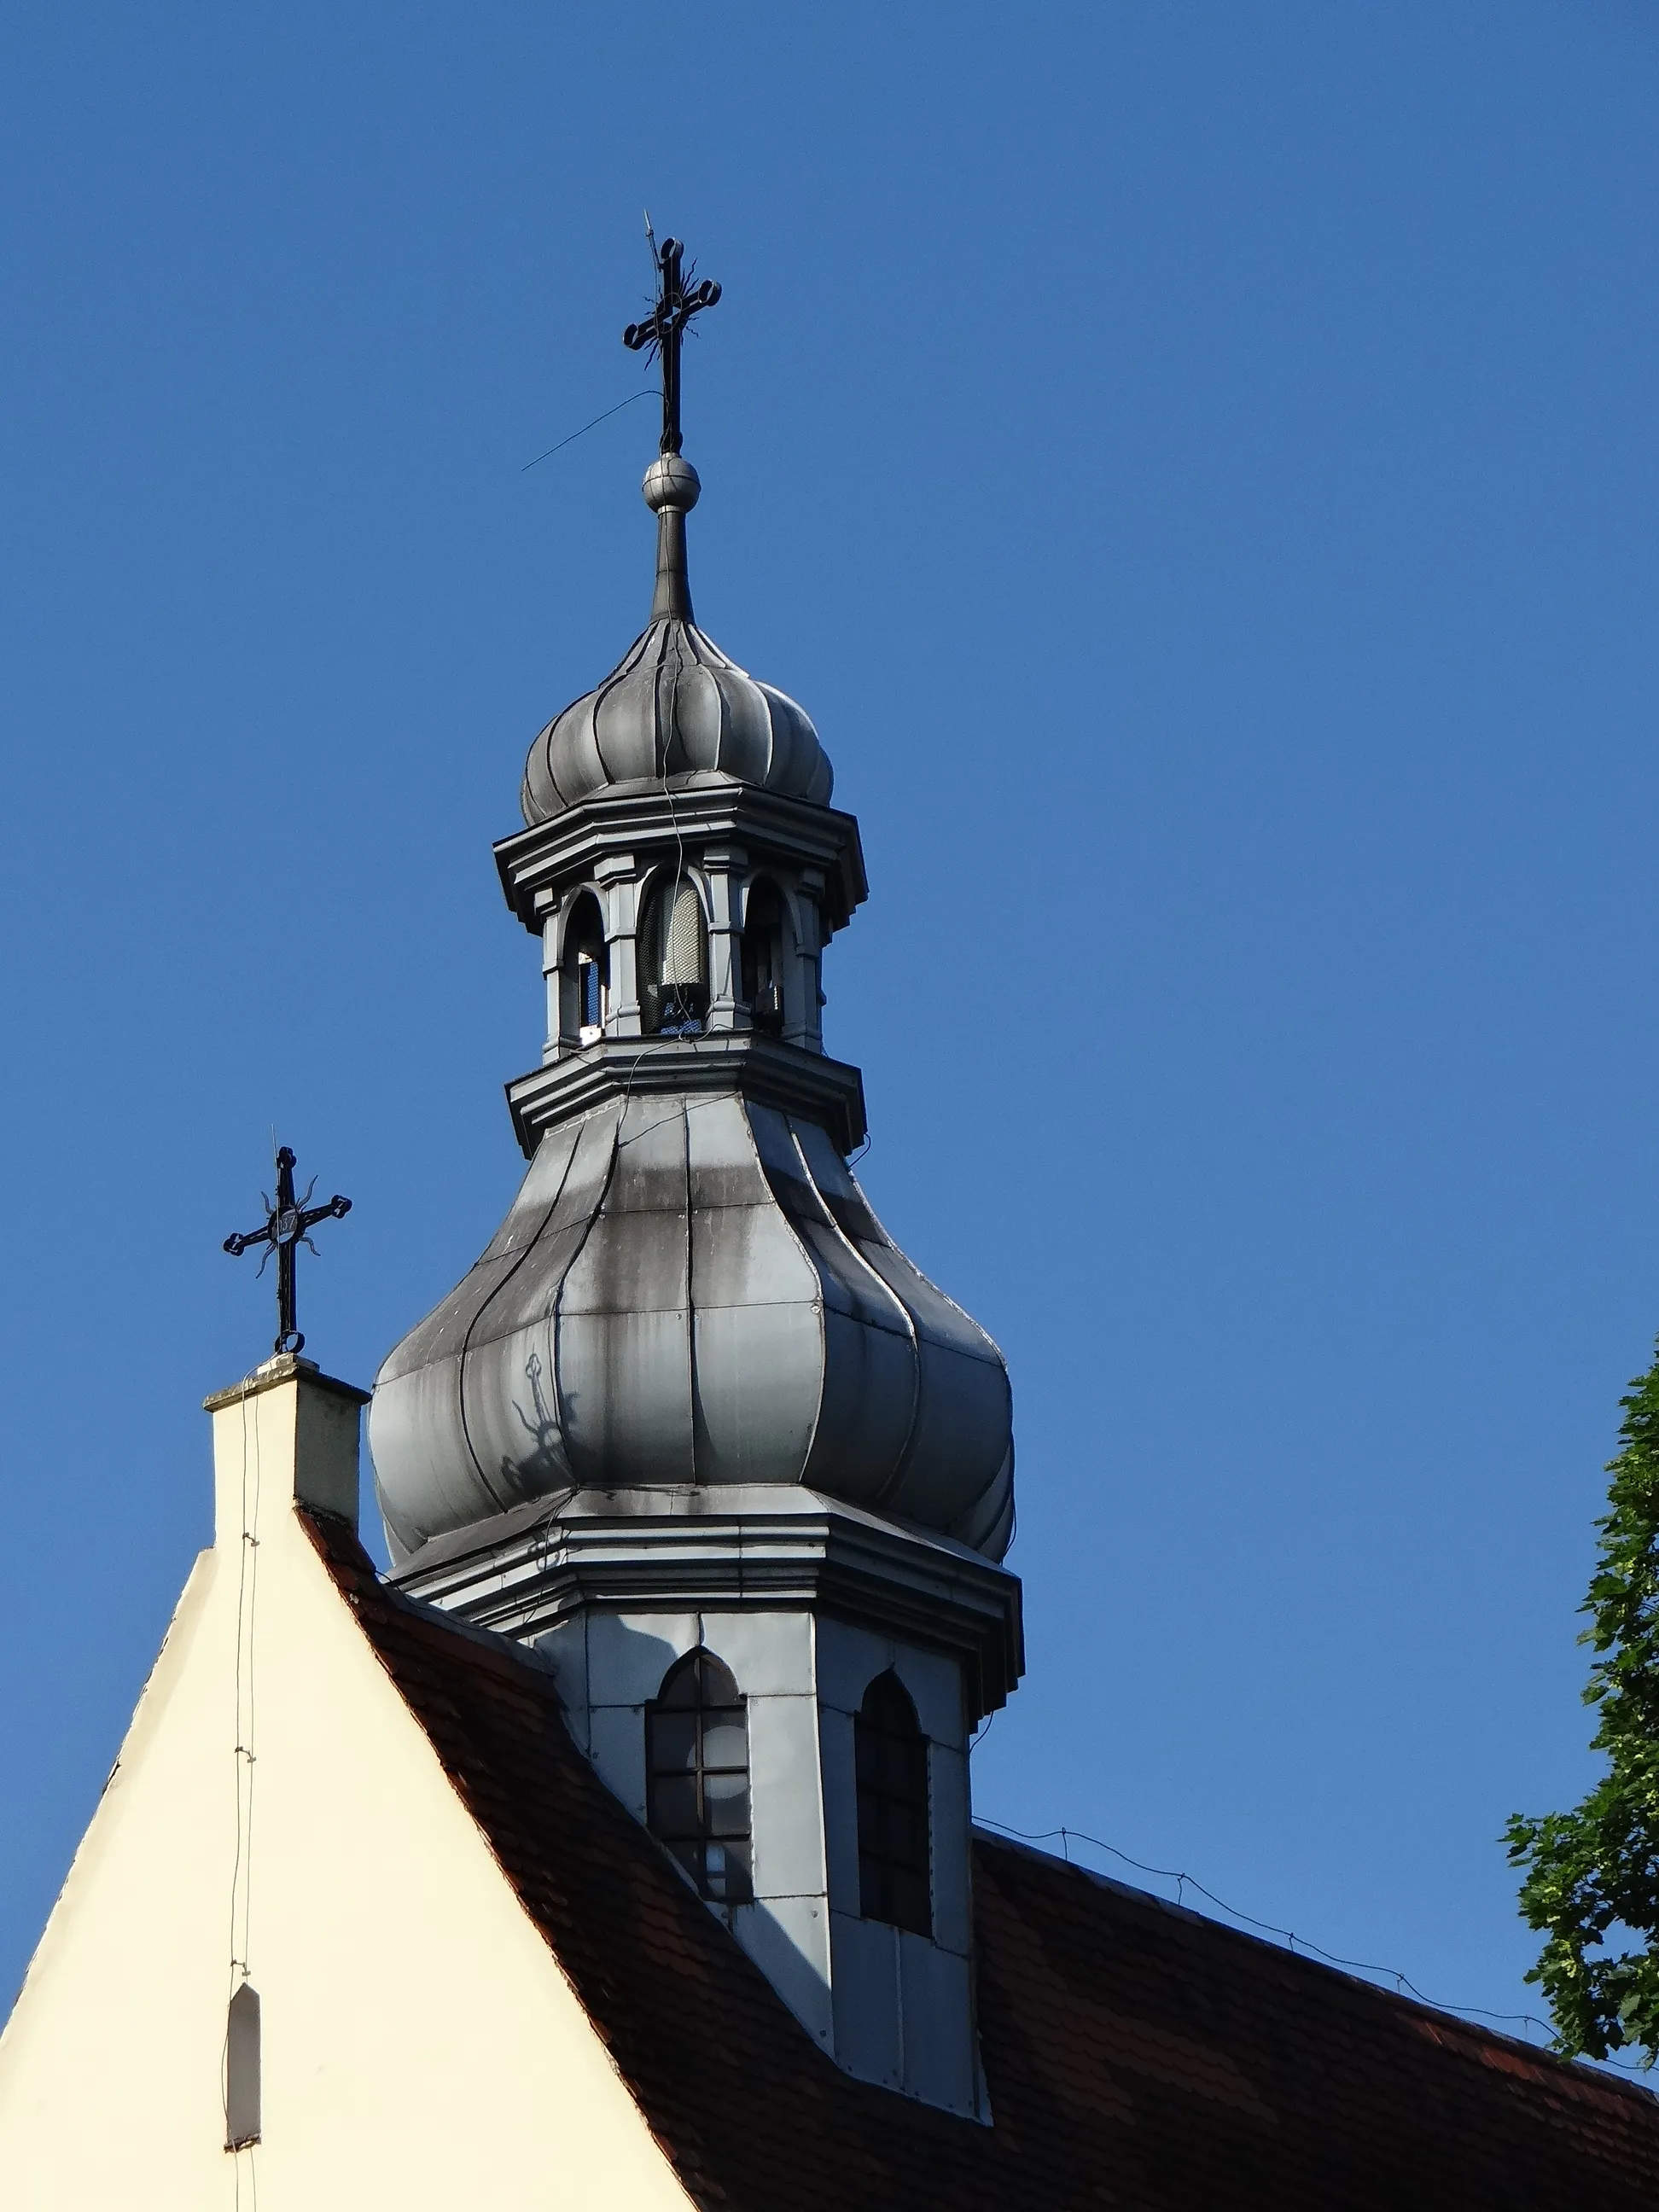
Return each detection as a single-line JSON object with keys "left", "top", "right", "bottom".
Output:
{"left": 741, "top": 879, "right": 786, "bottom": 1032}
{"left": 856, "top": 1672, "right": 932, "bottom": 1937}
{"left": 564, "top": 892, "right": 608, "bottom": 1045}
{"left": 640, "top": 876, "right": 708, "bottom": 1036}
{"left": 646, "top": 1651, "right": 753, "bottom": 1904}
{"left": 579, "top": 956, "right": 602, "bottom": 1032}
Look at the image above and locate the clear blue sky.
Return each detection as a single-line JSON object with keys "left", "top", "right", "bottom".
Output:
{"left": 3, "top": 2, "right": 1658, "bottom": 2056}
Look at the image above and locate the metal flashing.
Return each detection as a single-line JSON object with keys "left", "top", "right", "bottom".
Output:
{"left": 504, "top": 1034, "right": 868, "bottom": 1158}
{"left": 202, "top": 1353, "right": 372, "bottom": 1414}
{"left": 389, "top": 1484, "right": 1024, "bottom": 1725}
{"left": 495, "top": 782, "right": 868, "bottom": 936}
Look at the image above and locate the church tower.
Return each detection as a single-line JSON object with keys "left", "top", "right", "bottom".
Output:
{"left": 369, "top": 236, "right": 1022, "bottom": 2116}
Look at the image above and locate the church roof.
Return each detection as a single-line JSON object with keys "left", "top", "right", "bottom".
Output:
{"left": 305, "top": 1506, "right": 1659, "bottom": 2212}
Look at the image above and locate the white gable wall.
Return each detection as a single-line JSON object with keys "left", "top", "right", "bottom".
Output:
{"left": 0, "top": 1364, "right": 693, "bottom": 2212}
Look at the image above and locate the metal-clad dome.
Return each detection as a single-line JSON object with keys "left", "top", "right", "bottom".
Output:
{"left": 370, "top": 1091, "right": 1015, "bottom": 1564}
{"left": 521, "top": 616, "right": 832, "bottom": 824}
{"left": 520, "top": 451, "right": 833, "bottom": 825}
{"left": 373, "top": 438, "right": 1013, "bottom": 1576}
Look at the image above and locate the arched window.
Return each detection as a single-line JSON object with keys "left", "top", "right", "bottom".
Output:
{"left": 638, "top": 874, "right": 708, "bottom": 1037}
{"left": 855, "top": 1670, "right": 931, "bottom": 1936}
{"left": 562, "top": 890, "right": 608, "bottom": 1045}
{"left": 741, "top": 877, "right": 787, "bottom": 1033}
{"left": 646, "top": 1650, "right": 752, "bottom": 1902}
{"left": 224, "top": 1980, "right": 261, "bottom": 2149}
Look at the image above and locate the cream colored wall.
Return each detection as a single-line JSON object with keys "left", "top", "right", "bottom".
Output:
{"left": 0, "top": 1365, "right": 695, "bottom": 2212}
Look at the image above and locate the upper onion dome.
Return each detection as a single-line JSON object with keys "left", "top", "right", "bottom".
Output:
{"left": 370, "top": 437, "right": 1014, "bottom": 1574}
{"left": 521, "top": 454, "right": 834, "bottom": 825}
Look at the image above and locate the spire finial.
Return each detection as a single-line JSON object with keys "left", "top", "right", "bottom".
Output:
{"left": 624, "top": 224, "right": 719, "bottom": 626}
{"left": 623, "top": 221, "right": 721, "bottom": 457}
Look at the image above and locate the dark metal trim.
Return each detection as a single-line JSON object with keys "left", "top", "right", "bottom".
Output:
{"left": 388, "top": 1490, "right": 1026, "bottom": 1726}
{"left": 504, "top": 1033, "right": 868, "bottom": 1160}
{"left": 494, "top": 783, "right": 869, "bottom": 937}
{"left": 622, "top": 232, "right": 721, "bottom": 457}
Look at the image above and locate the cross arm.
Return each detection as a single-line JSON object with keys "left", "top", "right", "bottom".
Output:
{"left": 296, "top": 1195, "right": 352, "bottom": 1234}
{"left": 223, "top": 1225, "right": 276, "bottom": 1258}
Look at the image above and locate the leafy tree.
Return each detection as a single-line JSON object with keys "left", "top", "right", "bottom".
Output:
{"left": 1506, "top": 1344, "right": 1659, "bottom": 2064}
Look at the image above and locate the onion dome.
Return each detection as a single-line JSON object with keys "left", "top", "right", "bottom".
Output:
{"left": 370, "top": 435, "right": 1014, "bottom": 1575}
{"left": 521, "top": 455, "right": 834, "bottom": 824}
{"left": 370, "top": 1092, "right": 1015, "bottom": 1564}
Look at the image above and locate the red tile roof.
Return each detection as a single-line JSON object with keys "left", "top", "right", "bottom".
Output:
{"left": 306, "top": 1508, "right": 1659, "bottom": 2210}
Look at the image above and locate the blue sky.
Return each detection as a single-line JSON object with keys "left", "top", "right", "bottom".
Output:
{"left": 3, "top": 1, "right": 1658, "bottom": 2056}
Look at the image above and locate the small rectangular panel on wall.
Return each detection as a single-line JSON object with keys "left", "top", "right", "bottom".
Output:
{"left": 574, "top": 1610, "right": 701, "bottom": 1829}
{"left": 815, "top": 1621, "right": 968, "bottom": 1751}
{"left": 534, "top": 1617, "right": 591, "bottom": 1751}
{"left": 732, "top": 1894, "right": 834, "bottom": 2048}
{"left": 926, "top": 1742, "right": 974, "bottom": 1959}
{"left": 828, "top": 1910, "right": 901, "bottom": 2089}
{"left": 585, "top": 1703, "right": 649, "bottom": 1825}
{"left": 817, "top": 1700, "right": 860, "bottom": 1912}
{"left": 698, "top": 1609, "right": 814, "bottom": 1700}
{"left": 898, "top": 1936, "right": 978, "bottom": 2116}
{"left": 743, "top": 1690, "right": 830, "bottom": 1901}
{"left": 811, "top": 1617, "right": 893, "bottom": 1721}
{"left": 585, "top": 1612, "right": 699, "bottom": 1709}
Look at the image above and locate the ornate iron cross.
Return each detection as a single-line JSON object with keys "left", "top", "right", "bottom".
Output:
{"left": 623, "top": 225, "right": 721, "bottom": 457}
{"left": 224, "top": 1144, "right": 352, "bottom": 1357}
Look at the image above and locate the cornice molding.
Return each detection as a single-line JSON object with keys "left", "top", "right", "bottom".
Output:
{"left": 494, "top": 782, "right": 869, "bottom": 935}
{"left": 203, "top": 1353, "right": 371, "bottom": 1412}
{"left": 390, "top": 1486, "right": 1025, "bottom": 1726}
{"left": 504, "top": 1032, "right": 868, "bottom": 1158}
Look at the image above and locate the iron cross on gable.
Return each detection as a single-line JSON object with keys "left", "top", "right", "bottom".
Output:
{"left": 623, "top": 224, "right": 721, "bottom": 457}
{"left": 224, "top": 1144, "right": 352, "bottom": 1357}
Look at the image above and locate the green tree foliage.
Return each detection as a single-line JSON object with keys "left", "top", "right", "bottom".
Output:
{"left": 1506, "top": 1344, "right": 1659, "bottom": 2064}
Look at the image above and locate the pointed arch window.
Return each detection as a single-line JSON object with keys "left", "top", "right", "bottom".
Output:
{"left": 855, "top": 1671, "right": 931, "bottom": 1936}
{"left": 639, "top": 875, "right": 708, "bottom": 1037}
{"left": 224, "top": 1981, "right": 261, "bottom": 2150}
{"left": 562, "top": 890, "right": 608, "bottom": 1045}
{"left": 646, "top": 1650, "right": 753, "bottom": 1902}
{"left": 741, "top": 877, "right": 787, "bottom": 1033}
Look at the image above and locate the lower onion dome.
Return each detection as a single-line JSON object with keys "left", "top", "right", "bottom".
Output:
{"left": 369, "top": 1091, "right": 1014, "bottom": 1565}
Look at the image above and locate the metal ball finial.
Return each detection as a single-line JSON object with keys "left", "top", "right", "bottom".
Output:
{"left": 643, "top": 454, "right": 701, "bottom": 514}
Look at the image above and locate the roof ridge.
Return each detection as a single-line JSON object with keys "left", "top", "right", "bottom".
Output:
{"left": 970, "top": 1826, "right": 1657, "bottom": 2106}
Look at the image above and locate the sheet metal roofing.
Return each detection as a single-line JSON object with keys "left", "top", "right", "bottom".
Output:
{"left": 370, "top": 1091, "right": 1015, "bottom": 1563}
{"left": 521, "top": 616, "right": 832, "bottom": 825}
{"left": 521, "top": 452, "right": 833, "bottom": 825}
{"left": 307, "top": 1505, "right": 1659, "bottom": 2212}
